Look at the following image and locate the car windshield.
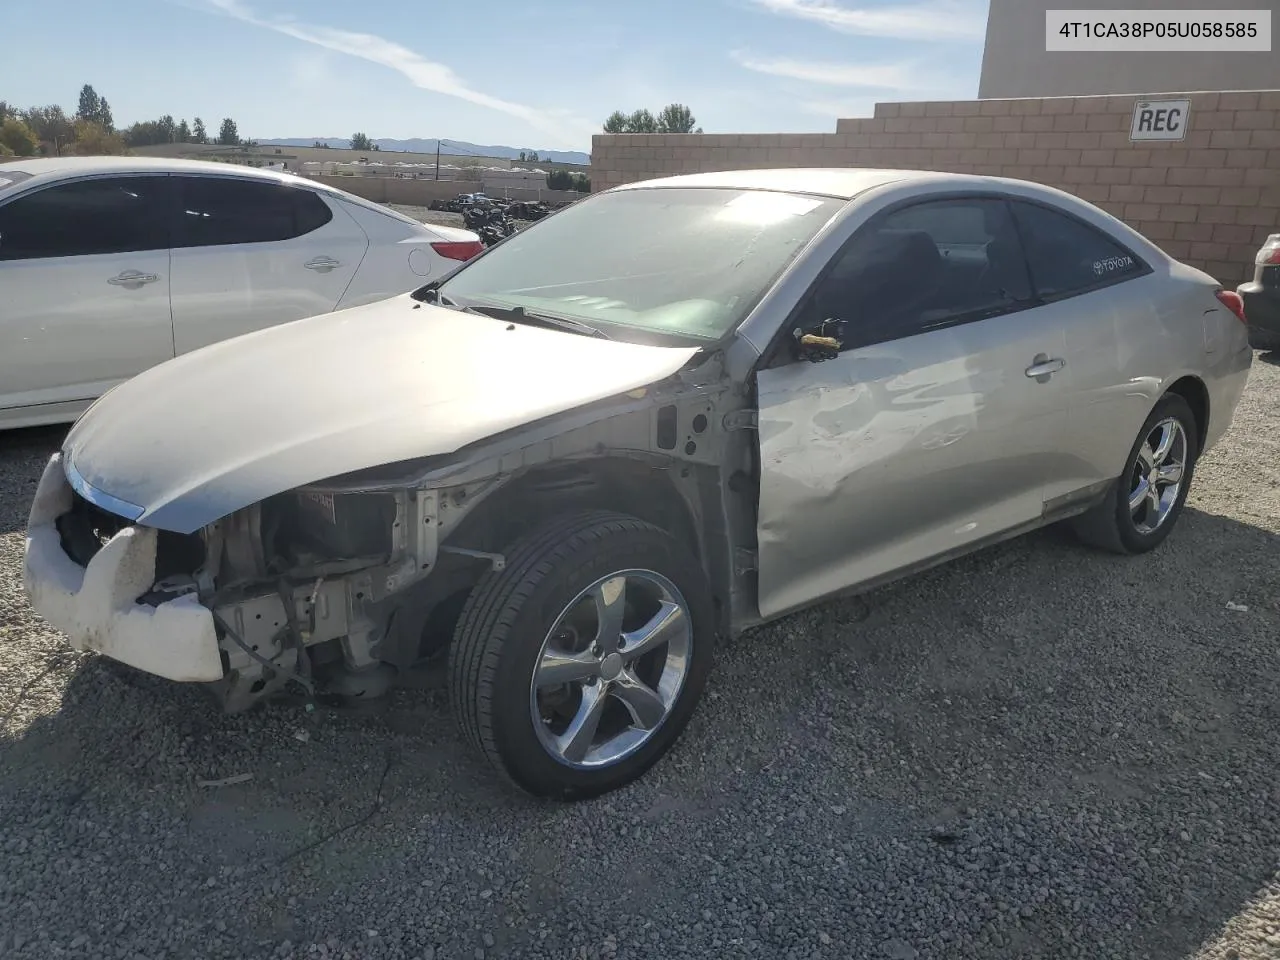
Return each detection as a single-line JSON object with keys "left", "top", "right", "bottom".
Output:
{"left": 0, "top": 171, "right": 32, "bottom": 192}
{"left": 434, "top": 187, "right": 844, "bottom": 345}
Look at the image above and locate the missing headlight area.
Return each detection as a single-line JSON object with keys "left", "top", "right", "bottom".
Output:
{"left": 269, "top": 489, "right": 400, "bottom": 569}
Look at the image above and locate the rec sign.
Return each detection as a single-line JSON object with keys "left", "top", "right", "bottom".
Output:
{"left": 1130, "top": 99, "right": 1191, "bottom": 141}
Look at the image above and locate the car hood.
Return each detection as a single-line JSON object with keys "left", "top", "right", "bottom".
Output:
{"left": 62, "top": 295, "right": 700, "bottom": 534}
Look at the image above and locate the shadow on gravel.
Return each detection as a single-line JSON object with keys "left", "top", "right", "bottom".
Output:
{"left": 0, "top": 426, "right": 63, "bottom": 535}
{"left": 1, "top": 505, "right": 1278, "bottom": 960}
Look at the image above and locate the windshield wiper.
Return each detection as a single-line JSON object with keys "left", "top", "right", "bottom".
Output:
{"left": 467, "top": 303, "right": 611, "bottom": 340}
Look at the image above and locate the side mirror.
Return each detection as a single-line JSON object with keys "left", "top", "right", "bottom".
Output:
{"left": 792, "top": 318, "right": 849, "bottom": 363}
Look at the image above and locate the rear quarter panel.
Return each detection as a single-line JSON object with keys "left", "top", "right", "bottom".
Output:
{"left": 333, "top": 198, "right": 448, "bottom": 309}
{"left": 1074, "top": 259, "right": 1250, "bottom": 478}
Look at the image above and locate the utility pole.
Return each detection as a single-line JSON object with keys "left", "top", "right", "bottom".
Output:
{"left": 434, "top": 139, "right": 440, "bottom": 180}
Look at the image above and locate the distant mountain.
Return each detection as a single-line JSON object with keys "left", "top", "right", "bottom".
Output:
{"left": 258, "top": 137, "right": 590, "bottom": 165}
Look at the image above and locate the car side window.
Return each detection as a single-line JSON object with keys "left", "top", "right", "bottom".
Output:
{"left": 1009, "top": 200, "right": 1145, "bottom": 300}
{"left": 174, "top": 177, "right": 334, "bottom": 248}
{"left": 800, "top": 197, "right": 1032, "bottom": 350}
{"left": 0, "top": 176, "right": 171, "bottom": 261}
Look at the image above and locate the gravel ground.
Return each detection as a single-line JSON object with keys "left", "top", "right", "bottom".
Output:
{"left": 1, "top": 356, "right": 1278, "bottom": 960}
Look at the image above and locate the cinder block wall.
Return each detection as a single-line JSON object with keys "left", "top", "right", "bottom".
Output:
{"left": 589, "top": 91, "right": 1280, "bottom": 286}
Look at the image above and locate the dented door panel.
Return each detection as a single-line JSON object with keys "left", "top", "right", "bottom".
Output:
{"left": 754, "top": 311, "right": 1070, "bottom": 621}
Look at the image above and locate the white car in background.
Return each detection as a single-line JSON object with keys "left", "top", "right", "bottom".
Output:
{"left": 0, "top": 157, "right": 483, "bottom": 429}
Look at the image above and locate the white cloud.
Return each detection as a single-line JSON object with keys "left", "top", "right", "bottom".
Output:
{"left": 197, "top": 0, "right": 593, "bottom": 148}
{"left": 731, "top": 51, "right": 930, "bottom": 89}
{"left": 800, "top": 98, "right": 880, "bottom": 119}
{"left": 748, "top": 0, "right": 988, "bottom": 42}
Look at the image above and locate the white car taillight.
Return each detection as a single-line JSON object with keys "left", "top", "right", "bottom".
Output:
{"left": 431, "top": 240, "right": 485, "bottom": 262}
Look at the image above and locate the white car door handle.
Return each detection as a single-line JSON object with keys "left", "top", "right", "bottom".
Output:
{"left": 108, "top": 270, "right": 160, "bottom": 288}
{"left": 1025, "top": 356, "right": 1066, "bottom": 379}
{"left": 304, "top": 257, "right": 341, "bottom": 273}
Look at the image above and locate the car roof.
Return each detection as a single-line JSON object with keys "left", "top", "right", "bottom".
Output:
{"left": 610, "top": 167, "right": 1044, "bottom": 201}
{"left": 1, "top": 155, "right": 305, "bottom": 188}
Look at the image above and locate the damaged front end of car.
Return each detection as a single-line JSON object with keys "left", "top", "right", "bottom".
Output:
{"left": 26, "top": 350, "right": 759, "bottom": 714}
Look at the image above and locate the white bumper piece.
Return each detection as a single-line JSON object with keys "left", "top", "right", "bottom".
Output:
{"left": 23, "top": 454, "right": 224, "bottom": 683}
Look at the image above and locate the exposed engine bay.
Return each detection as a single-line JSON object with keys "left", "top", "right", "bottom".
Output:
{"left": 90, "top": 360, "right": 757, "bottom": 714}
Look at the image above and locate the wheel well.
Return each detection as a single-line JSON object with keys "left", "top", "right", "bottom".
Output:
{"left": 1166, "top": 375, "right": 1210, "bottom": 450}
{"left": 444, "top": 458, "right": 704, "bottom": 561}
{"left": 402, "top": 458, "right": 709, "bottom": 664}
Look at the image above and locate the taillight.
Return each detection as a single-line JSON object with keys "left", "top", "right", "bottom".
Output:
{"left": 1258, "top": 234, "right": 1280, "bottom": 265}
{"left": 431, "top": 240, "right": 485, "bottom": 262}
{"left": 1216, "top": 289, "right": 1247, "bottom": 323}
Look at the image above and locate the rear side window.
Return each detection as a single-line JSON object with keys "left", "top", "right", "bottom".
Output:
{"left": 1009, "top": 200, "right": 1145, "bottom": 300}
{"left": 174, "top": 177, "right": 333, "bottom": 248}
{"left": 0, "top": 176, "right": 171, "bottom": 261}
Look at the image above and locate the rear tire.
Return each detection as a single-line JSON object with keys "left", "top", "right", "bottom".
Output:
{"left": 449, "top": 511, "right": 714, "bottom": 800}
{"left": 1071, "top": 393, "right": 1199, "bottom": 555}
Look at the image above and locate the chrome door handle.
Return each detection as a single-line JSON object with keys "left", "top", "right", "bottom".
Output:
{"left": 304, "top": 257, "right": 341, "bottom": 273}
{"left": 1025, "top": 356, "right": 1066, "bottom": 380}
{"left": 108, "top": 270, "right": 160, "bottom": 288}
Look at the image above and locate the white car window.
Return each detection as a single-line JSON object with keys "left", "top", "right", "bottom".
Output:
{"left": 173, "top": 177, "right": 334, "bottom": 248}
{"left": 0, "top": 176, "right": 171, "bottom": 261}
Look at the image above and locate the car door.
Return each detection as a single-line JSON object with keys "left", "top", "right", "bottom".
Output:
{"left": 753, "top": 195, "right": 1072, "bottom": 620}
{"left": 168, "top": 175, "right": 369, "bottom": 354}
{"left": 1006, "top": 198, "right": 1157, "bottom": 494}
{"left": 0, "top": 174, "right": 175, "bottom": 419}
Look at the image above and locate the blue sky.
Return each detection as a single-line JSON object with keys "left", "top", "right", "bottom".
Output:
{"left": 4, "top": 0, "right": 990, "bottom": 153}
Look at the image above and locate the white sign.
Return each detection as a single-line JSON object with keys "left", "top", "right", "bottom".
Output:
{"left": 1130, "top": 99, "right": 1190, "bottom": 142}
{"left": 1046, "top": 10, "right": 1272, "bottom": 52}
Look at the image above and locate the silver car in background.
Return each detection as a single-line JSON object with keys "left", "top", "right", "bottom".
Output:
{"left": 23, "top": 168, "right": 1252, "bottom": 800}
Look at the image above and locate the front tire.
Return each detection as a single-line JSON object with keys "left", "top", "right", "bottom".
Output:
{"left": 1071, "top": 393, "right": 1199, "bottom": 554}
{"left": 449, "top": 511, "right": 714, "bottom": 799}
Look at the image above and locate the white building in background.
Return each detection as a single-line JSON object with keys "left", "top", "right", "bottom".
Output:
{"left": 979, "top": 0, "right": 1280, "bottom": 98}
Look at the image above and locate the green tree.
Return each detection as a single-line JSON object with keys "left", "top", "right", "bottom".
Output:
{"left": 176, "top": 119, "right": 191, "bottom": 143}
{"left": 217, "top": 117, "right": 240, "bottom": 146}
{"left": 0, "top": 101, "right": 10, "bottom": 122}
{"left": 627, "top": 109, "right": 658, "bottom": 133}
{"left": 95, "top": 98, "right": 114, "bottom": 131}
{"left": 71, "top": 119, "right": 128, "bottom": 156}
{"left": 547, "top": 169, "right": 590, "bottom": 192}
{"left": 76, "top": 84, "right": 101, "bottom": 121}
{"left": 350, "top": 132, "right": 372, "bottom": 150}
{"left": 123, "top": 120, "right": 164, "bottom": 147}
{"left": 157, "top": 114, "right": 176, "bottom": 142}
{"left": 192, "top": 117, "right": 207, "bottom": 143}
{"left": 0, "top": 117, "right": 39, "bottom": 156}
{"left": 517, "top": 150, "right": 540, "bottom": 163}
{"left": 656, "top": 103, "right": 699, "bottom": 134}
{"left": 21, "top": 105, "right": 74, "bottom": 145}
{"left": 603, "top": 104, "right": 703, "bottom": 135}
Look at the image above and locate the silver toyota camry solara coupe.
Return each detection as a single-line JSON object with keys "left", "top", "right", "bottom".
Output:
{"left": 24, "top": 168, "right": 1252, "bottom": 799}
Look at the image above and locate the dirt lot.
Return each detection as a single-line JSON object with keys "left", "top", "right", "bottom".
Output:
{"left": 1, "top": 356, "right": 1278, "bottom": 960}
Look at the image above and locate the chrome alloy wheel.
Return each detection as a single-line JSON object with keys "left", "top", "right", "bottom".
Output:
{"left": 529, "top": 570, "right": 693, "bottom": 769}
{"left": 1128, "top": 417, "right": 1188, "bottom": 535}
